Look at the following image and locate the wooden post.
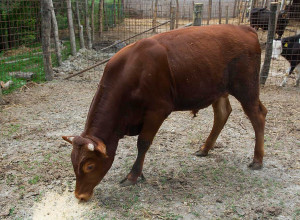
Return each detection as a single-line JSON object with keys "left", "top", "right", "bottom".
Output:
{"left": 152, "top": 0, "right": 158, "bottom": 33}
{"left": 66, "top": 0, "right": 76, "bottom": 56}
{"left": 238, "top": 0, "right": 243, "bottom": 25}
{"left": 99, "top": 0, "right": 103, "bottom": 37}
{"left": 219, "top": 0, "right": 222, "bottom": 24}
{"left": 0, "top": 87, "right": 5, "bottom": 105}
{"left": 85, "top": 0, "right": 92, "bottom": 49}
{"left": 207, "top": 0, "right": 212, "bottom": 25}
{"left": 91, "top": 0, "right": 95, "bottom": 43}
{"left": 76, "top": 0, "right": 85, "bottom": 49}
{"left": 193, "top": 3, "right": 203, "bottom": 26}
{"left": 233, "top": 0, "right": 238, "bottom": 18}
{"left": 242, "top": 0, "right": 249, "bottom": 23}
{"left": 225, "top": 5, "right": 229, "bottom": 24}
{"left": 170, "top": 6, "right": 176, "bottom": 30}
{"left": 175, "top": 0, "right": 179, "bottom": 29}
{"left": 260, "top": 2, "right": 278, "bottom": 85}
{"left": 49, "top": 0, "right": 62, "bottom": 66}
{"left": 41, "top": 0, "right": 53, "bottom": 81}
{"left": 113, "top": 0, "right": 116, "bottom": 26}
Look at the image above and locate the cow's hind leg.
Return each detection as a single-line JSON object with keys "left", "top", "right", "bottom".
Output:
{"left": 195, "top": 95, "right": 232, "bottom": 157}
{"left": 120, "top": 109, "right": 169, "bottom": 186}
{"left": 240, "top": 100, "right": 267, "bottom": 170}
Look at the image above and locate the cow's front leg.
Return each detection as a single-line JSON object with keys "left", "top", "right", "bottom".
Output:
{"left": 195, "top": 95, "right": 232, "bottom": 157}
{"left": 120, "top": 110, "right": 169, "bottom": 186}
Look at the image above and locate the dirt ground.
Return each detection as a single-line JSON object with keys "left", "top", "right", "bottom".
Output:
{"left": 0, "top": 64, "right": 300, "bottom": 219}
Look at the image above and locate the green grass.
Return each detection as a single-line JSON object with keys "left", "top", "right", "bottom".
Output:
{"left": 0, "top": 38, "right": 80, "bottom": 94}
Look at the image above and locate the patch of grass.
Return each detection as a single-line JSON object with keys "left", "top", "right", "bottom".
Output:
{"left": 28, "top": 175, "right": 40, "bottom": 185}
{"left": 9, "top": 207, "right": 15, "bottom": 216}
{"left": 6, "top": 174, "right": 16, "bottom": 185}
{"left": 2, "top": 124, "right": 20, "bottom": 137}
{"left": 294, "top": 209, "right": 300, "bottom": 220}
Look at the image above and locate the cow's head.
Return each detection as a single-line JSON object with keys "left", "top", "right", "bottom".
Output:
{"left": 62, "top": 135, "right": 113, "bottom": 201}
{"left": 272, "top": 40, "right": 282, "bottom": 60}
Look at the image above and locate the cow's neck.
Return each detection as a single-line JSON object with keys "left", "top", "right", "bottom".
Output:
{"left": 82, "top": 84, "right": 122, "bottom": 156}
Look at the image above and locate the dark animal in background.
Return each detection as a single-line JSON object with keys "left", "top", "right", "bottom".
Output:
{"left": 250, "top": 7, "right": 289, "bottom": 39}
{"left": 62, "top": 24, "right": 267, "bottom": 201}
{"left": 272, "top": 34, "right": 300, "bottom": 86}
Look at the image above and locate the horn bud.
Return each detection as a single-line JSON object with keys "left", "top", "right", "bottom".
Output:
{"left": 87, "top": 143, "right": 95, "bottom": 151}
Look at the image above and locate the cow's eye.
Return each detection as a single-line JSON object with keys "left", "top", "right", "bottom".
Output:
{"left": 83, "top": 163, "right": 95, "bottom": 173}
{"left": 87, "top": 164, "right": 94, "bottom": 170}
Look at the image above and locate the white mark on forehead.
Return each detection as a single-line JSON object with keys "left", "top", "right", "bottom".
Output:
{"left": 87, "top": 143, "right": 95, "bottom": 151}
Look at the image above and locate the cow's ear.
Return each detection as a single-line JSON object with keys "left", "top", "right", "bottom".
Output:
{"left": 95, "top": 142, "right": 108, "bottom": 158}
{"left": 62, "top": 136, "right": 75, "bottom": 144}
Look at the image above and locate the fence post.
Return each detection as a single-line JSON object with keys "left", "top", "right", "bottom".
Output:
{"left": 49, "top": 0, "right": 62, "bottom": 66}
{"left": 41, "top": 0, "right": 53, "bottom": 81}
{"left": 66, "top": 0, "right": 77, "bottom": 56}
{"left": 176, "top": 0, "right": 179, "bottom": 29}
{"left": 0, "top": 87, "right": 5, "bottom": 105}
{"left": 207, "top": 0, "right": 212, "bottom": 25}
{"left": 193, "top": 3, "right": 203, "bottom": 26}
{"left": 152, "top": 0, "right": 158, "bottom": 33}
{"left": 219, "top": 0, "right": 222, "bottom": 24}
{"left": 170, "top": 6, "right": 176, "bottom": 30}
{"left": 76, "top": 0, "right": 85, "bottom": 49}
{"left": 225, "top": 5, "right": 229, "bottom": 24}
{"left": 99, "top": 0, "right": 104, "bottom": 37}
{"left": 260, "top": 2, "right": 278, "bottom": 85}
{"left": 85, "top": 0, "right": 92, "bottom": 49}
{"left": 233, "top": 0, "right": 237, "bottom": 17}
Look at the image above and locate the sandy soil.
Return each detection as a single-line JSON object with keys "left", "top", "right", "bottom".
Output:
{"left": 0, "top": 64, "right": 300, "bottom": 220}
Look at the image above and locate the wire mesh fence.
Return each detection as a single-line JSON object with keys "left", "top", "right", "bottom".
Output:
{"left": 0, "top": 0, "right": 299, "bottom": 97}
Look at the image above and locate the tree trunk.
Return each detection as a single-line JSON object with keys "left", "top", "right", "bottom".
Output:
{"left": 41, "top": 0, "right": 54, "bottom": 81}
{"left": 98, "top": 0, "right": 103, "bottom": 38}
{"left": 113, "top": 0, "right": 116, "bottom": 27}
{"left": 85, "top": 0, "right": 92, "bottom": 49}
{"left": 49, "top": 0, "right": 62, "bottom": 66}
{"left": 66, "top": 0, "right": 77, "bottom": 56}
{"left": 76, "top": 0, "right": 85, "bottom": 49}
{"left": 91, "top": 0, "right": 95, "bottom": 43}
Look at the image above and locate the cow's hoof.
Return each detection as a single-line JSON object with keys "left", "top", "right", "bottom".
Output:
{"left": 120, "top": 178, "right": 136, "bottom": 187}
{"left": 248, "top": 161, "right": 263, "bottom": 170}
{"left": 120, "top": 174, "right": 145, "bottom": 187}
{"left": 194, "top": 149, "right": 208, "bottom": 157}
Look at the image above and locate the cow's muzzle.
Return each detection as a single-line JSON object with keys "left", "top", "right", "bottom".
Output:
{"left": 75, "top": 191, "right": 93, "bottom": 201}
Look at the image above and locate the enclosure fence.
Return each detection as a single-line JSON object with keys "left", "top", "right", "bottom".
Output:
{"left": 0, "top": 0, "right": 299, "bottom": 99}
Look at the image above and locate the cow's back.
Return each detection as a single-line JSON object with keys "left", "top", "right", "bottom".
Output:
{"left": 151, "top": 25, "right": 261, "bottom": 110}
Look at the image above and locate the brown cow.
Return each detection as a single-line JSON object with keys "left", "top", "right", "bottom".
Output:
{"left": 63, "top": 24, "right": 267, "bottom": 201}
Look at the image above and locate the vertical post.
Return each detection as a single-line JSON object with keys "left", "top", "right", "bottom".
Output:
{"left": 280, "top": 0, "right": 285, "bottom": 10}
{"left": 207, "top": 0, "right": 212, "bottom": 25}
{"left": 219, "top": 0, "right": 222, "bottom": 24}
{"left": 233, "top": 0, "right": 238, "bottom": 18}
{"left": 193, "top": 3, "right": 203, "bottom": 26}
{"left": 91, "top": 0, "right": 95, "bottom": 42}
{"left": 0, "top": 86, "right": 5, "bottom": 105}
{"left": 241, "top": 0, "right": 249, "bottom": 23}
{"left": 41, "top": 0, "right": 53, "bottom": 81}
{"left": 225, "top": 5, "right": 229, "bottom": 24}
{"left": 152, "top": 0, "right": 158, "bottom": 33}
{"left": 176, "top": 0, "right": 179, "bottom": 29}
{"left": 170, "top": 6, "right": 176, "bottom": 30}
{"left": 76, "top": 0, "right": 85, "bottom": 49}
{"left": 66, "top": 0, "right": 77, "bottom": 56}
{"left": 99, "top": 0, "right": 103, "bottom": 37}
{"left": 49, "top": 0, "right": 62, "bottom": 66}
{"left": 85, "top": 0, "right": 92, "bottom": 49}
{"left": 260, "top": 2, "right": 278, "bottom": 85}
